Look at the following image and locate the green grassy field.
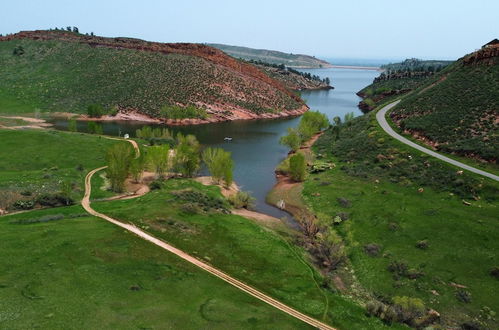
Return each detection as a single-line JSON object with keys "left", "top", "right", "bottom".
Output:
{"left": 91, "top": 178, "right": 400, "bottom": 329}
{"left": 0, "top": 129, "right": 122, "bottom": 211}
{"left": 0, "top": 37, "right": 301, "bottom": 117}
{"left": 0, "top": 205, "right": 312, "bottom": 329}
{"left": 300, "top": 110, "right": 499, "bottom": 328}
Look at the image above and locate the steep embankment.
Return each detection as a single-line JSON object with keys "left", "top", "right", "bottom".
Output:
{"left": 0, "top": 30, "right": 307, "bottom": 124}
{"left": 389, "top": 45, "right": 499, "bottom": 161}
{"left": 209, "top": 43, "right": 332, "bottom": 68}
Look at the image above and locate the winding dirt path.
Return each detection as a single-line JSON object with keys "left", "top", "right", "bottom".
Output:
{"left": 82, "top": 138, "right": 336, "bottom": 330}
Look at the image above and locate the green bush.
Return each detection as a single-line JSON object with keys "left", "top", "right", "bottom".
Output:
{"left": 228, "top": 191, "right": 255, "bottom": 210}
{"left": 171, "top": 188, "right": 229, "bottom": 214}
{"left": 12, "top": 200, "right": 35, "bottom": 210}
{"left": 36, "top": 193, "right": 74, "bottom": 207}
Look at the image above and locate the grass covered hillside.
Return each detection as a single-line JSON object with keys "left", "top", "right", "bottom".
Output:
{"left": 0, "top": 30, "right": 305, "bottom": 120}
{"left": 209, "top": 43, "right": 332, "bottom": 68}
{"left": 357, "top": 59, "right": 453, "bottom": 112}
{"left": 389, "top": 49, "right": 499, "bottom": 161}
{"left": 302, "top": 112, "right": 499, "bottom": 329}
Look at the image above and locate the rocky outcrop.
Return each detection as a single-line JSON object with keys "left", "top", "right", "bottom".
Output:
{"left": 463, "top": 44, "right": 499, "bottom": 66}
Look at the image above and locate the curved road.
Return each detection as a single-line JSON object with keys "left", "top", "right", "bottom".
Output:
{"left": 82, "top": 139, "right": 335, "bottom": 330}
{"left": 377, "top": 100, "right": 499, "bottom": 182}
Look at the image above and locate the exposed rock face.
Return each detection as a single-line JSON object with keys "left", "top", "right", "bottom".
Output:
{"left": 463, "top": 44, "right": 499, "bottom": 66}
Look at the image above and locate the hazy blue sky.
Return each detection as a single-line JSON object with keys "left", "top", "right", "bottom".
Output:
{"left": 1, "top": 0, "right": 497, "bottom": 60}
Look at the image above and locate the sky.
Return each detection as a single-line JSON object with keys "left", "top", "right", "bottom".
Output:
{"left": 1, "top": 0, "right": 498, "bottom": 61}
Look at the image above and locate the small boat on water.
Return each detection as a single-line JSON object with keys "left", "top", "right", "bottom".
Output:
{"left": 224, "top": 137, "right": 233, "bottom": 141}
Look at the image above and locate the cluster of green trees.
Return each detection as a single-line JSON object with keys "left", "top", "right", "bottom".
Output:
{"left": 160, "top": 105, "right": 208, "bottom": 120}
{"left": 280, "top": 111, "right": 329, "bottom": 152}
{"left": 278, "top": 111, "right": 330, "bottom": 182}
{"left": 106, "top": 134, "right": 235, "bottom": 192}
{"left": 86, "top": 104, "right": 117, "bottom": 118}
{"left": 67, "top": 118, "right": 104, "bottom": 135}
{"left": 135, "top": 126, "right": 174, "bottom": 145}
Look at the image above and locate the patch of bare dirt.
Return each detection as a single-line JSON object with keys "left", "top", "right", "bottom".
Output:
{"left": 0, "top": 116, "right": 53, "bottom": 129}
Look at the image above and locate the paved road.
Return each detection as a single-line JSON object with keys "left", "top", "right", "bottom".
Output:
{"left": 376, "top": 100, "right": 499, "bottom": 182}
{"left": 82, "top": 138, "right": 335, "bottom": 330}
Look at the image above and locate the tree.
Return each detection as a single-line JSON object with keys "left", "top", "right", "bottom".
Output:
{"left": 174, "top": 133, "right": 200, "bottom": 177}
{"left": 59, "top": 180, "right": 74, "bottom": 205}
{"left": 344, "top": 112, "right": 355, "bottom": 123}
{"left": 289, "top": 153, "right": 306, "bottom": 182}
{"left": 87, "top": 104, "right": 104, "bottom": 117}
{"left": 298, "top": 111, "right": 329, "bottom": 141}
{"left": 68, "top": 119, "right": 77, "bottom": 132}
{"left": 147, "top": 144, "right": 170, "bottom": 178}
{"left": 72, "top": 26, "right": 79, "bottom": 33}
{"left": 106, "top": 143, "right": 134, "bottom": 192}
{"left": 202, "top": 147, "right": 234, "bottom": 186}
{"left": 129, "top": 153, "right": 145, "bottom": 183}
{"left": 280, "top": 127, "right": 301, "bottom": 151}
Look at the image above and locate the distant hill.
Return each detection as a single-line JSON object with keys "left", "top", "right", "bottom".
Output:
{"left": 357, "top": 58, "right": 454, "bottom": 112}
{"left": 0, "top": 30, "right": 307, "bottom": 124}
{"left": 381, "top": 58, "right": 453, "bottom": 72}
{"left": 208, "top": 43, "right": 332, "bottom": 68}
{"left": 389, "top": 45, "right": 499, "bottom": 161}
{"left": 249, "top": 60, "right": 332, "bottom": 90}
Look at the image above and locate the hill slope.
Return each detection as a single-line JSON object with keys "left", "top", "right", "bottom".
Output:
{"left": 208, "top": 43, "right": 332, "bottom": 68}
{"left": 357, "top": 59, "right": 454, "bottom": 112}
{"left": 0, "top": 30, "right": 307, "bottom": 124}
{"left": 390, "top": 45, "right": 499, "bottom": 161}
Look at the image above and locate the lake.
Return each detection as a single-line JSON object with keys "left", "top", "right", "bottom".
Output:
{"left": 49, "top": 68, "right": 379, "bottom": 219}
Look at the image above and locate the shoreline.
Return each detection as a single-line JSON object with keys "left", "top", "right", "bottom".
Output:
{"left": 330, "top": 65, "right": 382, "bottom": 71}
{"left": 53, "top": 105, "right": 310, "bottom": 126}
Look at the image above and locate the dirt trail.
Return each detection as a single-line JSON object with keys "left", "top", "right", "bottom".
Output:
{"left": 82, "top": 138, "right": 336, "bottom": 330}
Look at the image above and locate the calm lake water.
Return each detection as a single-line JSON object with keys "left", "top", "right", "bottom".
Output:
{"left": 50, "top": 68, "right": 379, "bottom": 219}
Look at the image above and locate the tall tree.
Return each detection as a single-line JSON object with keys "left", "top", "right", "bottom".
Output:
{"left": 280, "top": 127, "right": 301, "bottom": 151}
{"left": 202, "top": 147, "right": 234, "bottom": 186}
{"left": 106, "top": 143, "right": 134, "bottom": 192}
{"left": 174, "top": 133, "right": 200, "bottom": 177}
{"left": 289, "top": 153, "right": 306, "bottom": 182}
{"left": 147, "top": 144, "right": 170, "bottom": 178}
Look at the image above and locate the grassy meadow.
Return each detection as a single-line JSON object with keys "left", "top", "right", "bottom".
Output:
{"left": 0, "top": 205, "right": 311, "bottom": 329}
{"left": 92, "top": 178, "right": 400, "bottom": 329}
{"left": 0, "top": 129, "right": 123, "bottom": 211}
